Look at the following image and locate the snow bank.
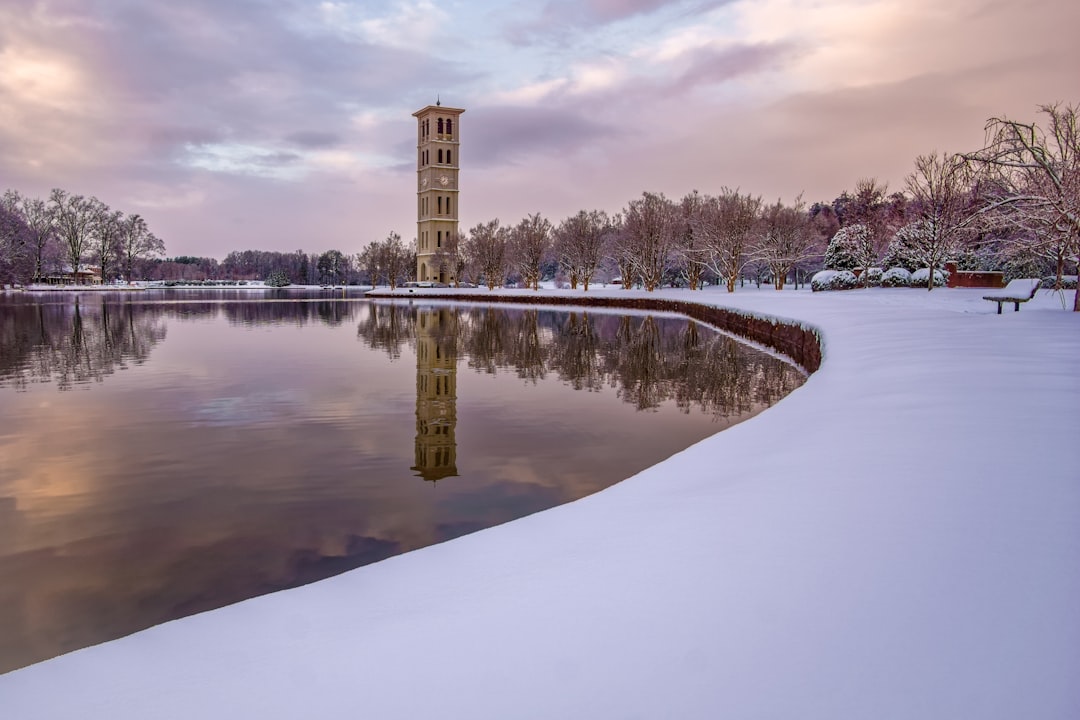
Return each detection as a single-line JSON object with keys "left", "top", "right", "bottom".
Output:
{"left": 3, "top": 286, "right": 1078, "bottom": 720}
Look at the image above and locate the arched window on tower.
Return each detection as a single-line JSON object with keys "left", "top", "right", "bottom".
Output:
{"left": 437, "top": 118, "right": 444, "bottom": 134}
{"left": 438, "top": 149, "right": 443, "bottom": 164}
{"left": 437, "top": 196, "right": 443, "bottom": 214}
{"left": 446, "top": 119, "right": 453, "bottom": 136}
{"left": 446, "top": 150, "right": 452, "bottom": 164}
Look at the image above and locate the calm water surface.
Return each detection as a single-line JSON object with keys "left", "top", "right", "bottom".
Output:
{"left": 0, "top": 289, "right": 804, "bottom": 673}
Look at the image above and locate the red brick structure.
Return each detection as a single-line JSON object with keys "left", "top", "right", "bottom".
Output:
{"left": 945, "top": 262, "right": 1004, "bottom": 289}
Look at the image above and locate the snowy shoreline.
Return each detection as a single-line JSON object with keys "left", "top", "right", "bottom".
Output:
{"left": 3, "top": 286, "right": 1078, "bottom": 719}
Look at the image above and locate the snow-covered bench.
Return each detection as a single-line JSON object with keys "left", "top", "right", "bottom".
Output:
{"left": 983, "top": 278, "right": 1041, "bottom": 314}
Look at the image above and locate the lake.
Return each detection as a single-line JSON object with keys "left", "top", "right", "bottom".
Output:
{"left": 0, "top": 289, "right": 804, "bottom": 673}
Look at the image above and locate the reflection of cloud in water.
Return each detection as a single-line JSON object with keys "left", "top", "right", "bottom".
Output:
{"left": 0, "top": 294, "right": 805, "bottom": 675}
{"left": 187, "top": 390, "right": 302, "bottom": 427}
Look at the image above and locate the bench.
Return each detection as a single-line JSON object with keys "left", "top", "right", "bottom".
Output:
{"left": 983, "top": 278, "right": 1041, "bottom": 314}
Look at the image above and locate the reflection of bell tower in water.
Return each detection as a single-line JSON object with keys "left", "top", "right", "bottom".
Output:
{"left": 411, "top": 308, "right": 458, "bottom": 481}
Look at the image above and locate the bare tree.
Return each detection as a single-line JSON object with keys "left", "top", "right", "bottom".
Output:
{"left": 317, "top": 249, "right": 349, "bottom": 285}
{"left": 850, "top": 178, "right": 895, "bottom": 257}
{"left": 751, "top": 196, "right": 818, "bottom": 290}
{"left": 118, "top": 214, "right": 165, "bottom": 281}
{"left": 433, "top": 230, "right": 469, "bottom": 287}
{"left": 962, "top": 103, "right": 1080, "bottom": 309}
{"left": 48, "top": 189, "right": 98, "bottom": 283}
{"left": 905, "top": 151, "right": 977, "bottom": 290}
{"left": 379, "top": 233, "right": 411, "bottom": 290}
{"left": 467, "top": 219, "right": 509, "bottom": 290}
{"left": 623, "top": 192, "right": 676, "bottom": 292}
{"left": 0, "top": 191, "right": 31, "bottom": 284}
{"left": 554, "top": 210, "right": 610, "bottom": 290}
{"left": 510, "top": 213, "right": 552, "bottom": 291}
{"left": 357, "top": 244, "right": 380, "bottom": 287}
{"left": 693, "top": 188, "right": 761, "bottom": 292}
{"left": 91, "top": 201, "right": 124, "bottom": 283}
{"left": 4, "top": 191, "right": 57, "bottom": 282}
{"left": 674, "top": 191, "right": 708, "bottom": 289}
{"left": 606, "top": 215, "right": 638, "bottom": 290}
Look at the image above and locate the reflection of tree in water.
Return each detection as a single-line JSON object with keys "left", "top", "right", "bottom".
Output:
{"left": 355, "top": 302, "right": 417, "bottom": 360}
{"left": 460, "top": 308, "right": 548, "bottom": 382}
{"left": 0, "top": 300, "right": 168, "bottom": 390}
{"left": 548, "top": 312, "right": 604, "bottom": 392}
{"left": 355, "top": 303, "right": 805, "bottom": 419}
{"left": 222, "top": 300, "right": 358, "bottom": 327}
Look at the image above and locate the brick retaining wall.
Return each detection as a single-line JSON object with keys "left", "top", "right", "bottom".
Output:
{"left": 376, "top": 292, "right": 822, "bottom": 373}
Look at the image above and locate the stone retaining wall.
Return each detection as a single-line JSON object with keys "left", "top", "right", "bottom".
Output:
{"left": 377, "top": 292, "right": 822, "bottom": 373}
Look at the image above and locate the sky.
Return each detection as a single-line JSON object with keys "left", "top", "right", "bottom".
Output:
{"left": 1, "top": 0, "right": 1077, "bottom": 260}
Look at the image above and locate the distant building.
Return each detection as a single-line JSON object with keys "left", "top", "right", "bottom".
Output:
{"left": 413, "top": 101, "right": 464, "bottom": 283}
{"left": 40, "top": 265, "right": 102, "bottom": 285}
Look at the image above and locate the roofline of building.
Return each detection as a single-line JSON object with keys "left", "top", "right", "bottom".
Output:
{"left": 412, "top": 105, "right": 465, "bottom": 117}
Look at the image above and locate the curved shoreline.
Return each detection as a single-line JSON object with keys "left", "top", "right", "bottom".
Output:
{"left": 367, "top": 289, "right": 823, "bottom": 373}
{"left": 3, "top": 286, "right": 1077, "bottom": 719}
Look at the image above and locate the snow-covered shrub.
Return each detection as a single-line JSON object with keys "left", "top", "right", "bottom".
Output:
{"left": 880, "top": 221, "right": 929, "bottom": 272}
{"left": 265, "top": 270, "right": 291, "bottom": 287}
{"left": 811, "top": 269, "right": 859, "bottom": 292}
{"left": 880, "top": 267, "right": 912, "bottom": 287}
{"left": 862, "top": 267, "right": 882, "bottom": 287}
{"left": 953, "top": 245, "right": 1002, "bottom": 272}
{"left": 824, "top": 223, "right": 874, "bottom": 271}
{"left": 1040, "top": 275, "right": 1078, "bottom": 289}
{"left": 911, "top": 268, "right": 947, "bottom": 287}
{"left": 1001, "top": 254, "right": 1046, "bottom": 283}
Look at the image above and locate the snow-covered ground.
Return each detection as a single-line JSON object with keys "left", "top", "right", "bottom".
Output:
{"left": 3, "top": 286, "right": 1078, "bottom": 719}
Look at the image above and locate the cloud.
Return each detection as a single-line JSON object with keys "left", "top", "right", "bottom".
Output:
{"left": 464, "top": 106, "right": 612, "bottom": 168}
{"left": 512, "top": 0, "right": 734, "bottom": 40}
{"left": 2, "top": 0, "right": 1078, "bottom": 260}
{"left": 285, "top": 131, "right": 344, "bottom": 149}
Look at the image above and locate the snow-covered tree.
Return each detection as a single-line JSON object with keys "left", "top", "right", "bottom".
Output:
{"left": 823, "top": 223, "right": 875, "bottom": 274}
{"left": 881, "top": 221, "right": 931, "bottom": 272}
{"left": 433, "top": 230, "right": 469, "bottom": 287}
{"left": 118, "top": 214, "right": 165, "bottom": 281}
{"left": 905, "top": 151, "right": 976, "bottom": 291}
{"left": 554, "top": 209, "right": 610, "bottom": 291}
{"left": 673, "top": 191, "right": 708, "bottom": 290}
{"left": 467, "top": 219, "right": 509, "bottom": 290}
{"left": 692, "top": 188, "right": 761, "bottom": 292}
{"left": 750, "top": 197, "right": 818, "bottom": 290}
{"left": 48, "top": 188, "right": 98, "bottom": 282}
{"left": 622, "top": 192, "right": 677, "bottom": 292}
{"left": 510, "top": 213, "right": 552, "bottom": 291}
{"left": 265, "top": 269, "right": 290, "bottom": 287}
{"left": 962, "top": 102, "right": 1080, "bottom": 309}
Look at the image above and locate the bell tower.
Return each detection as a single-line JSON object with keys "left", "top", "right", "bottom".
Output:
{"left": 413, "top": 101, "right": 465, "bottom": 283}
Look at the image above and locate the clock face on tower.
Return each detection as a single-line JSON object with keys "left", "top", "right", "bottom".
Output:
{"left": 421, "top": 177, "right": 428, "bottom": 187}
{"left": 439, "top": 175, "right": 449, "bottom": 186}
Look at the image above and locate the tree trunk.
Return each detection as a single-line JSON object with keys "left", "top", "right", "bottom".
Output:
{"left": 1074, "top": 255, "right": 1080, "bottom": 311}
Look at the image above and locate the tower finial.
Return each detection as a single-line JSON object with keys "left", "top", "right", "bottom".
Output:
{"left": 436, "top": 95, "right": 441, "bottom": 106}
